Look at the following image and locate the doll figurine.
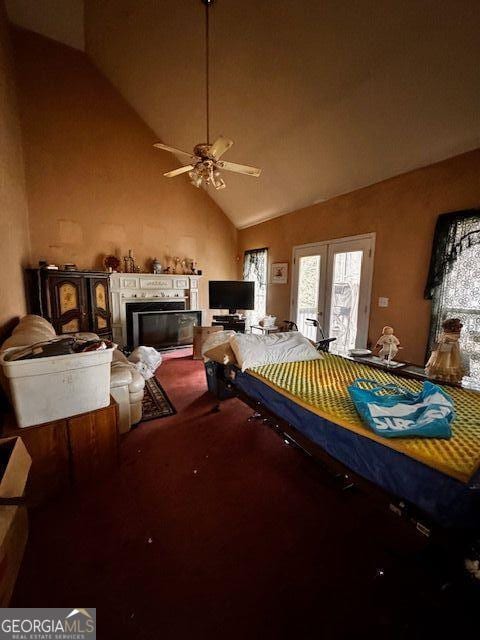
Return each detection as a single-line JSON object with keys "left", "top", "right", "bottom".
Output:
{"left": 425, "top": 318, "right": 464, "bottom": 383}
{"left": 174, "top": 257, "right": 183, "bottom": 274}
{"left": 375, "top": 326, "right": 400, "bottom": 363}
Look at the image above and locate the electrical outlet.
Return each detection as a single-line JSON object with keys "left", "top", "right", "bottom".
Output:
{"left": 378, "top": 297, "right": 389, "bottom": 308}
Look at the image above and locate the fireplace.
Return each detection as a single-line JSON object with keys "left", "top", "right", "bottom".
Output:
{"left": 126, "top": 301, "right": 201, "bottom": 350}
{"left": 109, "top": 273, "right": 202, "bottom": 347}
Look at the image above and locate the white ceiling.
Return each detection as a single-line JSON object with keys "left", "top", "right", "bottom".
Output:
{"left": 7, "top": 1, "right": 480, "bottom": 228}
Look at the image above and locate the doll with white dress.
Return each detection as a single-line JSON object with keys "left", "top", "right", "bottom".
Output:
{"left": 425, "top": 318, "right": 464, "bottom": 383}
{"left": 375, "top": 326, "right": 400, "bottom": 363}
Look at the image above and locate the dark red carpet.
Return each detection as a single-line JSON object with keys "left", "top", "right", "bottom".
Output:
{"left": 11, "top": 350, "right": 456, "bottom": 638}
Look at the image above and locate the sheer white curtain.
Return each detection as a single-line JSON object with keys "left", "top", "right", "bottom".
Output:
{"left": 243, "top": 248, "right": 268, "bottom": 329}
{"left": 427, "top": 212, "right": 480, "bottom": 387}
{"left": 433, "top": 243, "right": 480, "bottom": 386}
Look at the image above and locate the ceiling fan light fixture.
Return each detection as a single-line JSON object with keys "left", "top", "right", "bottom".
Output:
{"left": 212, "top": 171, "right": 226, "bottom": 190}
{"left": 189, "top": 169, "right": 203, "bottom": 188}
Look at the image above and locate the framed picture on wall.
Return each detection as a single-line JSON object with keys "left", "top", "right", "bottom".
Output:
{"left": 271, "top": 262, "right": 288, "bottom": 284}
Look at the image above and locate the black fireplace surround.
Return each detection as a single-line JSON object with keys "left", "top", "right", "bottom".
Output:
{"left": 126, "top": 301, "right": 201, "bottom": 350}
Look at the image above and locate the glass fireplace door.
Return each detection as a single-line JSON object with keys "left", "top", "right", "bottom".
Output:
{"left": 134, "top": 310, "right": 202, "bottom": 350}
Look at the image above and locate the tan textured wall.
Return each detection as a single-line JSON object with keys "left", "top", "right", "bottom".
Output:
{"left": 238, "top": 149, "right": 480, "bottom": 364}
{"left": 13, "top": 29, "right": 237, "bottom": 309}
{"left": 0, "top": 6, "right": 30, "bottom": 340}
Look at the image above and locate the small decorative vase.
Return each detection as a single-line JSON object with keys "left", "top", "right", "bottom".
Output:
{"left": 152, "top": 257, "right": 162, "bottom": 274}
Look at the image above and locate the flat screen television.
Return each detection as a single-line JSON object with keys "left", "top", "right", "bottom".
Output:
{"left": 209, "top": 280, "right": 255, "bottom": 314}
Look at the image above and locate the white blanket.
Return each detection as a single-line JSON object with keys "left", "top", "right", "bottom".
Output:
{"left": 128, "top": 346, "right": 162, "bottom": 380}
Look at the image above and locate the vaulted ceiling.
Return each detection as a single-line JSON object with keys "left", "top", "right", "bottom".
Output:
{"left": 7, "top": 0, "right": 480, "bottom": 228}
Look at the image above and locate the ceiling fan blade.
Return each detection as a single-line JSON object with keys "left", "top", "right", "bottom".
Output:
{"left": 154, "top": 143, "right": 196, "bottom": 162}
{"left": 217, "top": 160, "right": 262, "bottom": 177}
{"left": 209, "top": 136, "right": 234, "bottom": 159}
{"left": 164, "top": 165, "right": 194, "bottom": 178}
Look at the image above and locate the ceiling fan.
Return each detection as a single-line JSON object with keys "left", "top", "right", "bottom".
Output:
{"left": 153, "top": 0, "right": 261, "bottom": 190}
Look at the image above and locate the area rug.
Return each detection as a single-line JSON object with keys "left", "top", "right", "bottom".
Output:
{"left": 141, "top": 377, "right": 176, "bottom": 422}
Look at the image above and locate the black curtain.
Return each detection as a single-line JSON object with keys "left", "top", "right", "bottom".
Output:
{"left": 243, "top": 248, "right": 268, "bottom": 325}
{"left": 243, "top": 248, "right": 268, "bottom": 284}
{"left": 424, "top": 209, "right": 480, "bottom": 299}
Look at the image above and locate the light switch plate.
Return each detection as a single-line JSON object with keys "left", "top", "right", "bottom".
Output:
{"left": 378, "top": 297, "right": 389, "bottom": 308}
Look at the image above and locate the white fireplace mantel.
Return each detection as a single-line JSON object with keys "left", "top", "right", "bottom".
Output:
{"left": 109, "top": 273, "right": 202, "bottom": 346}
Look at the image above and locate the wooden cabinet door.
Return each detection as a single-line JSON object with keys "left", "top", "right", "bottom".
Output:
{"left": 89, "top": 277, "right": 111, "bottom": 335}
{"left": 68, "top": 402, "right": 119, "bottom": 487}
{"left": 21, "top": 421, "right": 71, "bottom": 506}
{"left": 48, "top": 275, "right": 88, "bottom": 334}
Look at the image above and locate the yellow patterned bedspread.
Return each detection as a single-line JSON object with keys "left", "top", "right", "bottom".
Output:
{"left": 249, "top": 354, "right": 480, "bottom": 483}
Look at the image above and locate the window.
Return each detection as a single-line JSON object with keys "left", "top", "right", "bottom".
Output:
{"left": 243, "top": 248, "right": 268, "bottom": 327}
{"left": 425, "top": 210, "right": 480, "bottom": 387}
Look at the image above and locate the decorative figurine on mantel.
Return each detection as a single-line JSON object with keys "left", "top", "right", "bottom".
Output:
{"left": 152, "top": 257, "right": 162, "bottom": 274}
{"left": 426, "top": 318, "right": 464, "bottom": 383}
{"left": 163, "top": 256, "right": 173, "bottom": 274}
{"left": 174, "top": 257, "right": 183, "bottom": 275}
{"left": 123, "top": 249, "right": 136, "bottom": 273}
{"left": 104, "top": 254, "right": 120, "bottom": 273}
{"left": 375, "top": 326, "right": 401, "bottom": 364}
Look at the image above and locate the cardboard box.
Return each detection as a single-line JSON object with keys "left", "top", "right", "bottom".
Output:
{"left": 0, "top": 437, "right": 32, "bottom": 501}
{"left": 0, "top": 506, "right": 28, "bottom": 606}
{"left": 0, "top": 437, "right": 32, "bottom": 605}
{"left": 193, "top": 326, "right": 224, "bottom": 360}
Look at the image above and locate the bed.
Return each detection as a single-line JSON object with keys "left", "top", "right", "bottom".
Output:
{"left": 229, "top": 353, "right": 480, "bottom": 529}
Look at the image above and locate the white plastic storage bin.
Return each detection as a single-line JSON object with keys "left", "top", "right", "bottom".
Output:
{"left": 0, "top": 347, "right": 113, "bottom": 427}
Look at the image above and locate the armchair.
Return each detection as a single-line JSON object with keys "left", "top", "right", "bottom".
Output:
{"left": 1, "top": 315, "right": 144, "bottom": 433}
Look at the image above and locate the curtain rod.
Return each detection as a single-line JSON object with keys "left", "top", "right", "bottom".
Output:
{"left": 244, "top": 247, "right": 268, "bottom": 254}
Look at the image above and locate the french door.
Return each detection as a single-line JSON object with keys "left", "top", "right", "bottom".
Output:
{"left": 291, "top": 234, "right": 375, "bottom": 354}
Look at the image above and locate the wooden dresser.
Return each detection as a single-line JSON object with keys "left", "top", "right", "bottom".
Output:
{"left": 25, "top": 269, "right": 112, "bottom": 339}
{"left": 1, "top": 400, "right": 119, "bottom": 506}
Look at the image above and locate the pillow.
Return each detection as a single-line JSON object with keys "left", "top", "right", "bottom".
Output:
{"left": 230, "top": 331, "right": 323, "bottom": 372}
{"left": 204, "top": 341, "right": 238, "bottom": 366}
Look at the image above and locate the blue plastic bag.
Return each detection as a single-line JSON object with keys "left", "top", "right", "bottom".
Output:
{"left": 347, "top": 378, "right": 454, "bottom": 439}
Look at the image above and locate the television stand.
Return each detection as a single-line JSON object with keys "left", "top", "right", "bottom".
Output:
{"left": 212, "top": 315, "right": 246, "bottom": 333}
{"left": 213, "top": 313, "right": 243, "bottom": 322}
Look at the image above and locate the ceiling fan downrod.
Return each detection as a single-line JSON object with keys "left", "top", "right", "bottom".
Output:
{"left": 201, "top": 0, "right": 214, "bottom": 145}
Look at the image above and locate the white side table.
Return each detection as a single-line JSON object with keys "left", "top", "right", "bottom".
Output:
{"left": 249, "top": 325, "right": 279, "bottom": 335}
